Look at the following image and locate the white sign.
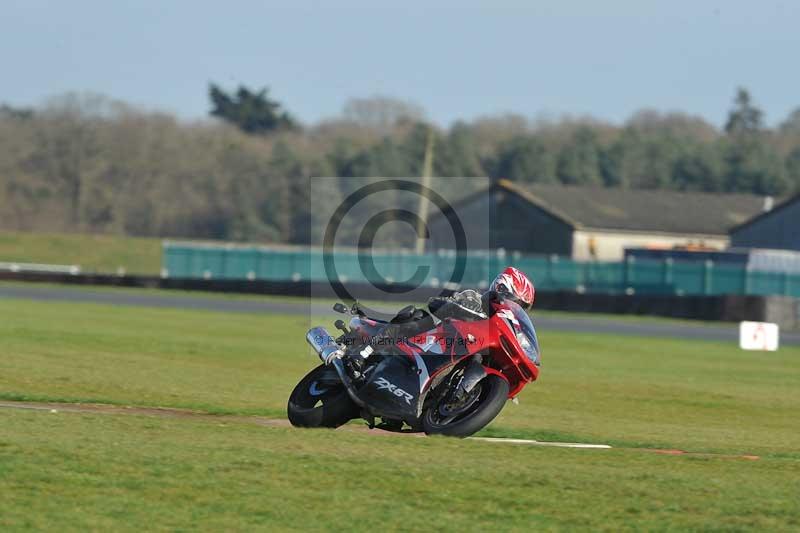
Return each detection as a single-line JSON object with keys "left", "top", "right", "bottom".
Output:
{"left": 739, "top": 321, "right": 780, "bottom": 351}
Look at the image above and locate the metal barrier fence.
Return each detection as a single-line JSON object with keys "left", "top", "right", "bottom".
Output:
{"left": 0, "top": 261, "right": 81, "bottom": 275}
{"left": 162, "top": 242, "right": 800, "bottom": 298}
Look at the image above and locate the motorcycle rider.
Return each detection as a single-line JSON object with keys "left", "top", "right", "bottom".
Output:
{"left": 428, "top": 266, "right": 535, "bottom": 321}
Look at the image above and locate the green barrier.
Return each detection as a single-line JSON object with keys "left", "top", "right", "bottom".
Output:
{"left": 162, "top": 243, "right": 800, "bottom": 298}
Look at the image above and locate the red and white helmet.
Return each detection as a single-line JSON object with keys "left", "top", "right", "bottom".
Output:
{"left": 490, "top": 266, "right": 535, "bottom": 310}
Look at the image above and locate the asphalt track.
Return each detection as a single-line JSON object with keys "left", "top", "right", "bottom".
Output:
{"left": 2, "top": 283, "right": 799, "bottom": 345}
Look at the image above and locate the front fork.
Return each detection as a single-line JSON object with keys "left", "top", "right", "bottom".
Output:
{"left": 329, "top": 357, "right": 366, "bottom": 408}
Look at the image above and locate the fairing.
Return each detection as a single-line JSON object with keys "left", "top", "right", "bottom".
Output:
{"left": 356, "top": 357, "right": 423, "bottom": 419}
{"left": 499, "top": 301, "right": 541, "bottom": 367}
{"left": 345, "top": 299, "right": 541, "bottom": 420}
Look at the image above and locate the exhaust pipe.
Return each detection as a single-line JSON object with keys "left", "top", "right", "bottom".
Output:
{"left": 306, "top": 327, "right": 344, "bottom": 365}
{"left": 305, "top": 326, "right": 366, "bottom": 408}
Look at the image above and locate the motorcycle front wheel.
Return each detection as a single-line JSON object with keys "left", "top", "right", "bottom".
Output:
{"left": 287, "top": 364, "right": 359, "bottom": 428}
{"left": 422, "top": 374, "right": 509, "bottom": 438}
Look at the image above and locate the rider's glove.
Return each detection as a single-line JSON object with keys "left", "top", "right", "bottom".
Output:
{"left": 451, "top": 289, "right": 485, "bottom": 316}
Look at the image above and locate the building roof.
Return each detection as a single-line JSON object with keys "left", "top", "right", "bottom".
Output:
{"left": 497, "top": 179, "right": 772, "bottom": 235}
{"left": 729, "top": 192, "right": 800, "bottom": 234}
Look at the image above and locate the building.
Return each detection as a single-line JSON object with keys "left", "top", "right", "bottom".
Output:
{"left": 427, "top": 179, "right": 771, "bottom": 261}
{"left": 730, "top": 193, "right": 800, "bottom": 252}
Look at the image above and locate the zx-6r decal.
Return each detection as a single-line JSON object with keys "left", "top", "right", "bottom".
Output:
{"left": 374, "top": 377, "right": 413, "bottom": 405}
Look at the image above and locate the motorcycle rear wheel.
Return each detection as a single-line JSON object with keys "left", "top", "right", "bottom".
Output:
{"left": 422, "top": 374, "right": 509, "bottom": 437}
{"left": 287, "top": 364, "right": 359, "bottom": 428}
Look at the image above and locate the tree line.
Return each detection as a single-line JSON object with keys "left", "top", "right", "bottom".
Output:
{"left": 1, "top": 87, "right": 798, "bottom": 243}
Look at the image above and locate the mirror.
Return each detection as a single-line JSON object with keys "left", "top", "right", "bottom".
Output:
{"left": 332, "top": 302, "right": 348, "bottom": 314}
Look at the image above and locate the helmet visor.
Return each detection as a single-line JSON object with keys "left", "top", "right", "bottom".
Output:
{"left": 496, "top": 284, "right": 531, "bottom": 310}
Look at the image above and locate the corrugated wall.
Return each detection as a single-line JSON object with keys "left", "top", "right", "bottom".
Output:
{"left": 162, "top": 242, "right": 800, "bottom": 298}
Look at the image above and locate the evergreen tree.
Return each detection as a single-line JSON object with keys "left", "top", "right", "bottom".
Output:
{"left": 556, "top": 127, "right": 603, "bottom": 185}
{"left": 491, "top": 136, "right": 557, "bottom": 183}
{"left": 725, "top": 88, "right": 763, "bottom": 136}
{"left": 209, "top": 83, "right": 296, "bottom": 134}
{"left": 722, "top": 138, "right": 788, "bottom": 194}
{"left": 436, "top": 122, "right": 484, "bottom": 177}
{"left": 783, "top": 147, "right": 800, "bottom": 191}
{"left": 722, "top": 88, "right": 787, "bottom": 194}
{"left": 672, "top": 144, "right": 724, "bottom": 191}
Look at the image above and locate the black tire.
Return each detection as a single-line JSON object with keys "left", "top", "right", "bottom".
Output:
{"left": 422, "top": 374, "right": 509, "bottom": 438}
{"left": 287, "top": 364, "right": 359, "bottom": 428}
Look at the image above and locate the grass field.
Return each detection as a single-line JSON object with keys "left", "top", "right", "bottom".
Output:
{"left": 1, "top": 294, "right": 799, "bottom": 530}
{"left": 0, "top": 231, "right": 162, "bottom": 274}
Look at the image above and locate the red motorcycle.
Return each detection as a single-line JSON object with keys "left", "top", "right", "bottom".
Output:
{"left": 287, "top": 291, "right": 541, "bottom": 437}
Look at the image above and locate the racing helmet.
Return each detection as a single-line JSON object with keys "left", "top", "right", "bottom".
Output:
{"left": 489, "top": 266, "right": 535, "bottom": 310}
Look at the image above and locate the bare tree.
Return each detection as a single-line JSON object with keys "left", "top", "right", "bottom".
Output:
{"left": 342, "top": 96, "right": 426, "bottom": 134}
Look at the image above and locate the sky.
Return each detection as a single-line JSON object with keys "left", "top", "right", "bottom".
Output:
{"left": 2, "top": 0, "right": 799, "bottom": 128}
